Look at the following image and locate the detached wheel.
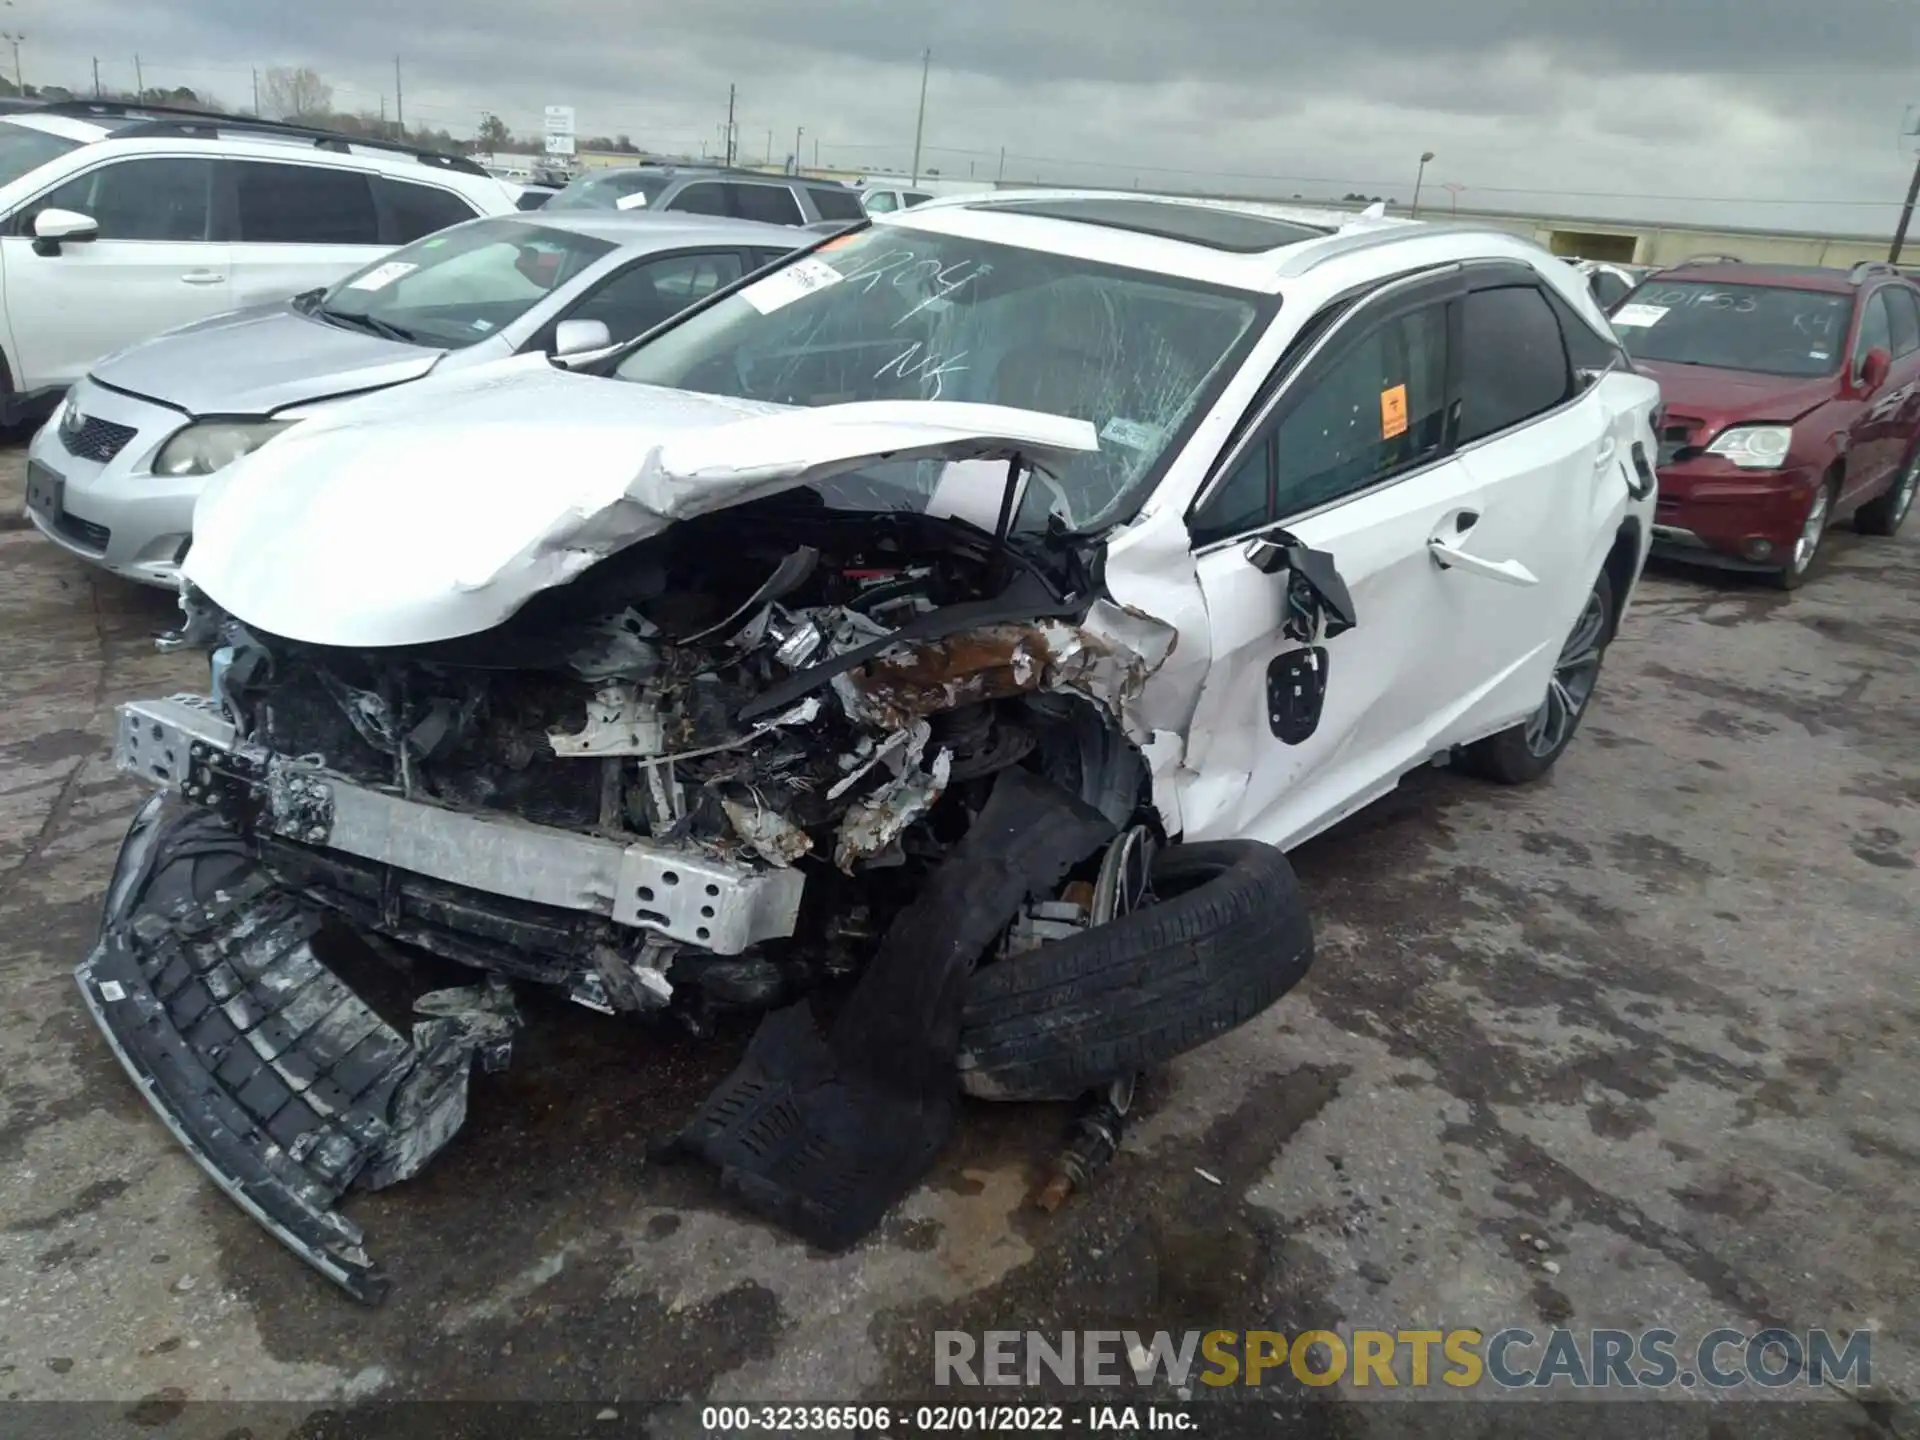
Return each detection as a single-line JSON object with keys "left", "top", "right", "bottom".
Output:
{"left": 1766, "top": 478, "right": 1836, "bottom": 590}
{"left": 1459, "top": 568, "right": 1613, "bottom": 785}
{"left": 957, "top": 831, "right": 1314, "bottom": 1102}
{"left": 1855, "top": 447, "right": 1918, "bottom": 538}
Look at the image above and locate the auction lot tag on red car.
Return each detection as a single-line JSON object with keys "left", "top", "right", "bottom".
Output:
{"left": 1380, "top": 383, "right": 1408, "bottom": 439}
{"left": 1610, "top": 303, "right": 1668, "bottom": 328}
{"left": 742, "top": 256, "right": 844, "bottom": 314}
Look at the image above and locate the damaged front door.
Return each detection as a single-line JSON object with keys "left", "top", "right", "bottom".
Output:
{"left": 1180, "top": 272, "right": 1490, "bottom": 848}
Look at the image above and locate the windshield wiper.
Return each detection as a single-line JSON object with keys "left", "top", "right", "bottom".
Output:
{"left": 316, "top": 307, "right": 421, "bottom": 345}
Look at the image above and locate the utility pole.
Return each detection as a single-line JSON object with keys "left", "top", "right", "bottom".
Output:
{"left": 1, "top": 32, "right": 22, "bottom": 95}
{"left": 1892, "top": 151, "right": 1920, "bottom": 264}
{"left": 394, "top": 56, "right": 404, "bottom": 136}
{"left": 909, "top": 47, "right": 930, "bottom": 187}
{"left": 813, "top": 135, "right": 819, "bottom": 168}
{"left": 997, "top": 145, "right": 1005, "bottom": 183}
{"left": 251, "top": 66, "right": 259, "bottom": 115}
{"left": 133, "top": 54, "right": 142, "bottom": 99}
{"left": 725, "top": 83, "right": 736, "bottom": 166}
{"left": 793, "top": 125, "right": 803, "bottom": 175}
{"left": 91, "top": 56, "right": 100, "bottom": 99}
{"left": 765, "top": 129, "right": 772, "bottom": 163}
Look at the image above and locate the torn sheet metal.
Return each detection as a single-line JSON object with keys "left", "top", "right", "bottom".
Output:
{"left": 838, "top": 607, "right": 1173, "bottom": 739}
{"left": 721, "top": 794, "right": 814, "bottom": 866}
{"left": 549, "top": 683, "right": 665, "bottom": 758}
{"left": 184, "top": 360, "right": 1098, "bottom": 649}
{"left": 834, "top": 747, "right": 953, "bottom": 872}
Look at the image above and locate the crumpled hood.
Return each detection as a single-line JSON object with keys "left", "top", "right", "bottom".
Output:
{"left": 185, "top": 362, "right": 1099, "bottom": 648}
{"left": 1633, "top": 359, "right": 1836, "bottom": 428}
{"left": 91, "top": 304, "right": 442, "bottom": 417}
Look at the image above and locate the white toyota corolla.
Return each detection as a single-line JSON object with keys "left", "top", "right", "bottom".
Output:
{"left": 79, "top": 192, "right": 1658, "bottom": 1300}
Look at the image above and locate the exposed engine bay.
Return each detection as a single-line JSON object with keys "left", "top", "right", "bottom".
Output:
{"left": 172, "top": 497, "right": 1159, "bottom": 1014}
{"left": 82, "top": 479, "right": 1330, "bottom": 1300}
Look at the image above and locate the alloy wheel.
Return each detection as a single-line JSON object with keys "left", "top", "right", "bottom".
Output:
{"left": 1791, "top": 486, "right": 1831, "bottom": 575}
{"left": 1891, "top": 453, "right": 1919, "bottom": 530}
{"left": 1522, "top": 588, "right": 1607, "bottom": 759}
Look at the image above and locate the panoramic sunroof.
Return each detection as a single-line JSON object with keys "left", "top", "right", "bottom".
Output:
{"left": 986, "top": 197, "right": 1331, "bottom": 253}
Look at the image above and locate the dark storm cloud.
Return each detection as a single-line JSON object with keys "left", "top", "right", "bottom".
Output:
{"left": 24, "top": 0, "right": 1920, "bottom": 229}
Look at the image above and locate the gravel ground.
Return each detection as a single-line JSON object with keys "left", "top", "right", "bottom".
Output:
{"left": 1, "top": 443, "right": 1915, "bottom": 1436}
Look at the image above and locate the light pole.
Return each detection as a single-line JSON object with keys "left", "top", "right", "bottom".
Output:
{"left": 910, "top": 48, "right": 930, "bottom": 186}
{"left": 793, "top": 125, "right": 803, "bottom": 176}
{"left": 1, "top": 31, "right": 22, "bottom": 94}
{"left": 1892, "top": 106, "right": 1920, "bottom": 264}
{"left": 1410, "top": 150, "right": 1435, "bottom": 217}
{"left": 1442, "top": 181, "right": 1466, "bottom": 215}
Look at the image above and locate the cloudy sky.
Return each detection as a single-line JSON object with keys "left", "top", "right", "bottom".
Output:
{"left": 18, "top": 0, "right": 1920, "bottom": 233}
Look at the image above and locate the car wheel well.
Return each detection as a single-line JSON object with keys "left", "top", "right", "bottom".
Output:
{"left": 1601, "top": 519, "right": 1641, "bottom": 636}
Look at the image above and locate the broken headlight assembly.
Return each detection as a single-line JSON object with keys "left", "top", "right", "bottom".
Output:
{"left": 152, "top": 419, "right": 297, "bottom": 477}
{"left": 1702, "top": 424, "right": 1792, "bottom": 471}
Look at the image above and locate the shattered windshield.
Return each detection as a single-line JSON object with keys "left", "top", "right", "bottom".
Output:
{"left": 313, "top": 219, "right": 615, "bottom": 349}
{"left": 612, "top": 225, "right": 1270, "bottom": 530}
{"left": 1613, "top": 281, "right": 1853, "bottom": 377}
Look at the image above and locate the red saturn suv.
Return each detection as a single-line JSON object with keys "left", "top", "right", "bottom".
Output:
{"left": 1612, "top": 259, "right": 1920, "bottom": 589}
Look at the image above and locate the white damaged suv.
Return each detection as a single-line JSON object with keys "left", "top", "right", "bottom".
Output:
{"left": 80, "top": 193, "right": 1658, "bottom": 1299}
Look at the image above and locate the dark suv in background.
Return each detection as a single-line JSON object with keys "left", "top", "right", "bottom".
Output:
{"left": 1614, "top": 259, "right": 1920, "bottom": 588}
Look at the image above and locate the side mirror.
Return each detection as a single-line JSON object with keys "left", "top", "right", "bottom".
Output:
{"left": 1859, "top": 346, "right": 1892, "bottom": 394}
{"left": 32, "top": 208, "right": 99, "bottom": 256}
{"left": 552, "top": 318, "right": 612, "bottom": 357}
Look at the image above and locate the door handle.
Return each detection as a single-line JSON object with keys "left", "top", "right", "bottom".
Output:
{"left": 1428, "top": 538, "right": 1539, "bottom": 587}
{"left": 180, "top": 269, "right": 226, "bottom": 285}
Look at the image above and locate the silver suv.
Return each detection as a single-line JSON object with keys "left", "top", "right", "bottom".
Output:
{"left": 543, "top": 165, "right": 866, "bottom": 230}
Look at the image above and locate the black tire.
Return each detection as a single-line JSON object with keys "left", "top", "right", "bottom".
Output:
{"left": 1458, "top": 567, "right": 1615, "bottom": 785}
{"left": 1854, "top": 446, "right": 1919, "bottom": 538}
{"left": 956, "top": 840, "right": 1313, "bottom": 1101}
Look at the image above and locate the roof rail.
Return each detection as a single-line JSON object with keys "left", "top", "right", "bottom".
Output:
{"left": 1848, "top": 259, "right": 1899, "bottom": 286}
{"left": 36, "top": 100, "right": 489, "bottom": 177}
{"left": 1676, "top": 252, "right": 1743, "bottom": 265}
{"left": 1271, "top": 222, "right": 1520, "bottom": 279}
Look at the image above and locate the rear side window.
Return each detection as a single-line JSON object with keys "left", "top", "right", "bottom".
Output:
{"left": 1886, "top": 286, "right": 1920, "bottom": 357}
{"left": 1457, "top": 285, "right": 1573, "bottom": 444}
{"left": 1193, "top": 302, "right": 1447, "bottom": 544}
{"left": 807, "top": 186, "right": 865, "bottom": 222}
{"left": 1589, "top": 272, "right": 1630, "bottom": 311}
{"left": 729, "top": 183, "right": 804, "bottom": 226}
{"left": 377, "top": 178, "right": 478, "bottom": 243}
{"left": 1543, "top": 289, "right": 1626, "bottom": 374}
{"left": 230, "top": 162, "right": 379, "bottom": 244}
{"left": 666, "top": 181, "right": 730, "bottom": 217}
{"left": 28, "top": 158, "right": 216, "bottom": 240}
{"left": 906, "top": 192, "right": 934, "bottom": 207}
{"left": 863, "top": 191, "right": 898, "bottom": 214}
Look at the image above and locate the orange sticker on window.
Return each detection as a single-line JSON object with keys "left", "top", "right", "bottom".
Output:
{"left": 817, "top": 232, "right": 862, "bottom": 251}
{"left": 1380, "top": 383, "right": 1409, "bottom": 439}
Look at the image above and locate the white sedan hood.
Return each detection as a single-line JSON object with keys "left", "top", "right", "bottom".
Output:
{"left": 185, "top": 362, "right": 1099, "bottom": 648}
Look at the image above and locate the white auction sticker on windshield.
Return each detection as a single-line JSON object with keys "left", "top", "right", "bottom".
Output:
{"left": 615, "top": 192, "right": 650, "bottom": 210}
{"left": 740, "top": 256, "right": 843, "bottom": 314}
{"left": 1101, "top": 416, "right": 1165, "bottom": 450}
{"left": 346, "top": 261, "right": 418, "bottom": 292}
{"left": 1610, "top": 303, "right": 1668, "bottom": 328}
